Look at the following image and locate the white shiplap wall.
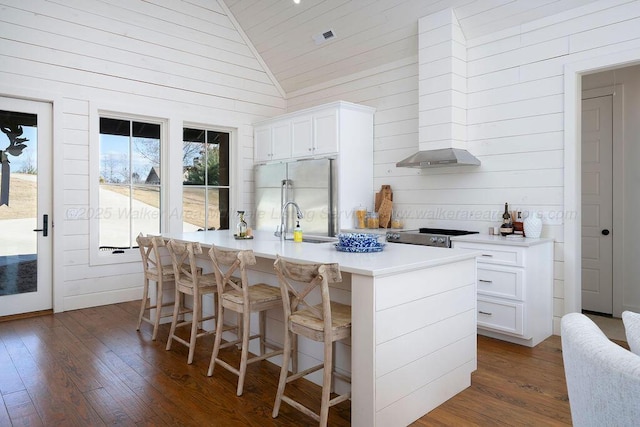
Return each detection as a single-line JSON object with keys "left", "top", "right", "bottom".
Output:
{"left": 0, "top": 0, "right": 285, "bottom": 311}
{"left": 288, "top": 0, "right": 640, "bottom": 334}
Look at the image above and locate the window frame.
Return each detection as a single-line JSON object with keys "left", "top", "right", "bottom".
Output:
{"left": 89, "top": 109, "right": 168, "bottom": 266}
{"left": 181, "top": 124, "right": 232, "bottom": 233}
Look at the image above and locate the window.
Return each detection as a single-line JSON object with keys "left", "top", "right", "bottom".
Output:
{"left": 182, "top": 128, "right": 230, "bottom": 231}
{"left": 98, "top": 117, "right": 161, "bottom": 251}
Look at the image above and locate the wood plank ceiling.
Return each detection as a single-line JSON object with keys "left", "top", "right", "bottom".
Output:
{"left": 221, "top": 0, "right": 600, "bottom": 95}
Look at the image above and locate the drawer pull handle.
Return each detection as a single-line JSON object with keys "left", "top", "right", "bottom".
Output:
{"left": 479, "top": 310, "right": 493, "bottom": 316}
{"left": 479, "top": 279, "right": 492, "bottom": 283}
{"left": 481, "top": 254, "right": 493, "bottom": 258}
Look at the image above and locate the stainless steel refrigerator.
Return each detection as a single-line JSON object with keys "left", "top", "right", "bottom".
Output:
{"left": 254, "top": 158, "right": 337, "bottom": 237}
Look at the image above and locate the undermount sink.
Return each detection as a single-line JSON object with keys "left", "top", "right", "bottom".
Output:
{"left": 303, "top": 237, "right": 337, "bottom": 244}
{"left": 290, "top": 236, "right": 338, "bottom": 244}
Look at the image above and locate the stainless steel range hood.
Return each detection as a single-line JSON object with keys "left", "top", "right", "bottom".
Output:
{"left": 397, "top": 11, "right": 481, "bottom": 169}
{"left": 396, "top": 148, "right": 480, "bottom": 168}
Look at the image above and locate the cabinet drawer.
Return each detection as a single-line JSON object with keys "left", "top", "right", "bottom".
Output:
{"left": 477, "top": 265, "right": 524, "bottom": 301}
{"left": 454, "top": 242, "right": 525, "bottom": 267}
{"left": 477, "top": 297, "right": 524, "bottom": 336}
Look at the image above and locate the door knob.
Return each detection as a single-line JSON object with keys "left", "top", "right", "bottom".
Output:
{"left": 601, "top": 229, "right": 610, "bottom": 236}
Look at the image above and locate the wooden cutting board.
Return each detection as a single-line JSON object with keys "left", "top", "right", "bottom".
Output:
{"left": 378, "top": 198, "right": 393, "bottom": 228}
{"left": 375, "top": 185, "right": 392, "bottom": 212}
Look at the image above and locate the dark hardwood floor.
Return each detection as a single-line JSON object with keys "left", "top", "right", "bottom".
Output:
{"left": 0, "top": 301, "right": 574, "bottom": 426}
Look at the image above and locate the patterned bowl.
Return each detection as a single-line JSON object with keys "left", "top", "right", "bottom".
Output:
{"left": 337, "top": 233, "right": 380, "bottom": 248}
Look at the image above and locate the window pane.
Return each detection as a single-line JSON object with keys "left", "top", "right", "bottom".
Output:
{"left": 132, "top": 137, "right": 160, "bottom": 185}
{"left": 100, "top": 134, "right": 129, "bottom": 184}
{"left": 183, "top": 141, "right": 206, "bottom": 185}
{"left": 0, "top": 110, "right": 38, "bottom": 296}
{"left": 207, "top": 188, "right": 230, "bottom": 230}
{"left": 99, "top": 183, "right": 130, "bottom": 249}
{"left": 183, "top": 187, "right": 205, "bottom": 230}
{"left": 207, "top": 131, "right": 229, "bottom": 186}
{"left": 132, "top": 121, "right": 160, "bottom": 140}
{"left": 131, "top": 185, "right": 160, "bottom": 242}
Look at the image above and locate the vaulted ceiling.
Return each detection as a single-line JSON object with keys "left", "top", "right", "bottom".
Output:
{"left": 222, "top": 0, "right": 600, "bottom": 95}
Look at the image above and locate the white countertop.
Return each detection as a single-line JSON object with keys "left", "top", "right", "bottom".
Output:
{"left": 163, "top": 230, "right": 478, "bottom": 277}
{"left": 451, "top": 233, "right": 554, "bottom": 247}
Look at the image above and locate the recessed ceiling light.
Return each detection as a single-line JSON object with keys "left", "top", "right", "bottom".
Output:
{"left": 293, "top": 0, "right": 300, "bottom": 3}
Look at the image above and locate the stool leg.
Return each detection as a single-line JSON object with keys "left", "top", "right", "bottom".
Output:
{"left": 207, "top": 299, "right": 225, "bottom": 376}
{"left": 259, "top": 310, "right": 266, "bottom": 355}
{"left": 272, "top": 327, "right": 292, "bottom": 418}
{"left": 152, "top": 279, "right": 163, "bottom": 341}
{"left": 237, "top": 309, "right": 251, "bottom": 396}
{"left": 319, "top": 338, "right": 333, "bottom": 427}
{"left": 166, "top": 287, "right": 180, "bottom": 351}
{"left": 187, "top": 290, "right": 200, "bottom": 364}
{"left": 291, "top": 333, "right": 298, "bottom": 374}
{"left": 137, "top": 277, "right": 149, "bottom": 331}
{"left": 236, "top": 312, "right": 243, "bottom": 349}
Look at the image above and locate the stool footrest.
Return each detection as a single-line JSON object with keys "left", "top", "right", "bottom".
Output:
{"left": 285, "top": 363, "right": 323, "bottom": 383}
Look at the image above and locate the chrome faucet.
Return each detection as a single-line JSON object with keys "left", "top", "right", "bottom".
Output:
{"left": 276, "top": 201, "right": 304, "bottom": 241}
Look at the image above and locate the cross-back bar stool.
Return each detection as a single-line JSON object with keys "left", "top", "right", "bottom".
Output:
{"left": 207, "top": 245, "right": 286, "bottom": 396}
{"left": 165, "top": 239, "right": 217, "bottom": 364}
{"left": 272, "top": 255, "right": 351, "bottom": 427}
{"left": 135, "top": 233, "right": 175, "bottom": 341}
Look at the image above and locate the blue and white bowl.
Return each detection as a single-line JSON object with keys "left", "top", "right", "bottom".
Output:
{"left": 337, "top": 233, "right": 380, "bottom": 248}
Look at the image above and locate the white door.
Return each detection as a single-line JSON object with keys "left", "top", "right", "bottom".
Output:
{"left": 581, "top": 95, "right": 613, "bottom": 314}
{"left": 0, "top": 97, "right": 52, "bottom": 317}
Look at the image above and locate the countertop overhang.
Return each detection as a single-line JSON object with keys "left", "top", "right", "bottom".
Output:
{"left": 162, "top": 230, "right": 479, "bottom": 277}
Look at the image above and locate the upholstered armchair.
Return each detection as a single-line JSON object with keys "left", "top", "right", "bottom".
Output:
{"left": 561, "top": 313, "right": 640, "bottom": 427}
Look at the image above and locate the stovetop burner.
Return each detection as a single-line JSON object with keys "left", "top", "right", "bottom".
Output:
{"left": 418, "top": 228, "right": 479, "bottom": 236}
{"left": 386, "top": 228, "right": 479, "bottom": 247}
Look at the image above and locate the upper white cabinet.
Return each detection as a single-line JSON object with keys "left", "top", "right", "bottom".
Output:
{"left": 290, "top": 114, "right": 314, "bottom": 158}
{"left": 311, "top": 108, "right": 338, "bottom": 157}
{"left": 290, "top": 109, "right": 338, "bottom": 158}
{"left": 254, "top": 102, "right": 362, "bottom": 163}
{"left": 254, "top": 120, "right": 291, "bottom": 162}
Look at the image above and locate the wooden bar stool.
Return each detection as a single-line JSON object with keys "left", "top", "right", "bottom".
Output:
{"left": 165, "top": 239, "right": 217, "bottom": 364}
{"left": 272, "top": 256, "right": 351, "bottom": 427}
{"left": 207, "top": 246, "right": 285, "bottom": 396}
{"left": 135, "top": 234, "right": 175, "bottom": 341}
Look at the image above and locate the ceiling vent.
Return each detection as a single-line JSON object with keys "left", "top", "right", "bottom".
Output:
{"left": 313, "top": 29, "right": 336, "bottom": 45}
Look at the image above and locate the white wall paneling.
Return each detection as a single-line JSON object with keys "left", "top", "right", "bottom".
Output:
{"left": 288, "top": 1, "right": 640, "bottom": 335}
{"left": 0, "top": 0, "right": 286, "bottom": 312}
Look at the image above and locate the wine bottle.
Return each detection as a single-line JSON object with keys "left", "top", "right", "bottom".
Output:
{"left": 500, "top": 203, "right": 513, "bottom": 236}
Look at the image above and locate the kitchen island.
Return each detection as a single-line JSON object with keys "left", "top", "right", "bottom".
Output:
{"left": 162, "top": 230, "right": 478, "bottom": 426}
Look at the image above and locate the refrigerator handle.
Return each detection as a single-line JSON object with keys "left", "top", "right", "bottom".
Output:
{"left": 281, "top": 179, "right": 293, "bottom": 234}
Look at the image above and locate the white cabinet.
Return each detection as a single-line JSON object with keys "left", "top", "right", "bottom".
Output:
{"left": 254, "top": 121, "right": 291, "bottom": 162}
{"left": 290, "top": 114, "right": 314, "bottom": 157}
{"left": 255, "top": 104, "right": 345, "bottom": 162}
{"left": 253, "top": 101, "right": 375, "bottom": 231}
{"left": 452, "top": 235, "right": 554, "bottom": 347}
{"left": 311, "top": 108, "right": 338, "bottom": 156}
{"left": 288, "top": 109, "right": 339, "bottom": 158}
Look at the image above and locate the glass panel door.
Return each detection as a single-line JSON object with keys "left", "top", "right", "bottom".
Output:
{"left": 0, "top": 97, "right": 52, "bottom": 316}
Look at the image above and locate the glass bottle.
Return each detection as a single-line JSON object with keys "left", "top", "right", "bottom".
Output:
{"left": 293, "top": 221, "right": 303, "bottom": 242}
{"left": 236, "top": 210, "right": 247, "bottom": 238}
{"left": 355, "top": 205, "right": 367, "bottom": 229}
{"left": 367, "top": 212, "right": 379, "bottom": 229}
{"left": 500, "top": 203, "right": 513, "bottom": 236}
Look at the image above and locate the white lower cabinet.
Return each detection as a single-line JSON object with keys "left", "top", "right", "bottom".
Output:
{"left": 452, "top": 235, "right": 554, "bottom": 347}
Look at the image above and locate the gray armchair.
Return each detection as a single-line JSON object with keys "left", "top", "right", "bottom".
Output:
{"left": 561, "top": 313, "right": 640, "bottom": 427}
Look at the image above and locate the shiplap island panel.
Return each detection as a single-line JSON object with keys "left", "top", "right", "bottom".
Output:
{"left": 162, "top": 230, "right": 478, "bottom": 426}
